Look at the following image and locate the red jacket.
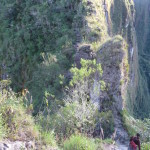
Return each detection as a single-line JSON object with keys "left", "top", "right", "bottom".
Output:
{"left": 133, "top": 137, "right": 141, "bottom": 150}
{"left": 130, "top": 141, "right": 137, "bottom": 150}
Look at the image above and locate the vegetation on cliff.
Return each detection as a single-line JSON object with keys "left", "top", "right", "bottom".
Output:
{"left": 0, "top": 0, "right": 150, "bottom": 149}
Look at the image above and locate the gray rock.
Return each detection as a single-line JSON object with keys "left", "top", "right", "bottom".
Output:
{"left": 79, "top": 45, "right": 91, "bottom": 52}
{"left": 0, "top": 141, "right": 29, "bottom": 150}
{"left": 74, "top": 45, "right": 95, "bottom": 68}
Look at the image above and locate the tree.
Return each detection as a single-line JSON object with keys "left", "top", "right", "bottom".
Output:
{"left": 0, "top": 0, "right": 77, "bottom": 92}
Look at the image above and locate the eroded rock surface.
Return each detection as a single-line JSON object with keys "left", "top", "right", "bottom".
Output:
{"left": 74, "top": 44, "right": 96, "bottom": 68}
{"left": 96, "top": 36, "right": 129, "bottom": 142}
{"left": 0, "top": 141, "right": 57, "bottom": 150}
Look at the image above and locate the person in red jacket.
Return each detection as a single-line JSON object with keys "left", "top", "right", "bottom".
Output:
{"left": 133, "top": 133, "right": 141, "bottom": 150}
{"left": 128, "top": 136, "right": 137, "bottom": 150}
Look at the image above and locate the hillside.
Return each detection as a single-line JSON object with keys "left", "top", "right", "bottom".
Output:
{"left": 134, "top": 0, "right": 150, "bottom": 118}
{"left": 0, "top": 0, "right": 150, "bottom": 150}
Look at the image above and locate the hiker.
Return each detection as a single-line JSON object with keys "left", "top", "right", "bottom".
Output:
{"left": 133, "top": 133, "right": 141, "bottom": 150}
{"left": 128, "top": 136, "right": 137, "bottom": 150}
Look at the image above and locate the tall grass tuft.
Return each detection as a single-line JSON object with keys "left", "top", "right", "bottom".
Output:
{"left": 141, "top": 143, "right": 150, "bottom": 150}
{"left": 0, "top": 114, "right": 6, "bottom": 140}
{"left": 41, "top": 131, "right": 57, "bottom": 147}
{"left": 63, "top": 134, "right": 98, "bottom": 150}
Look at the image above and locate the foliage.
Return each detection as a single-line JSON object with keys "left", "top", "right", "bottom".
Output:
{"left": 0, "top": 82, "right": 58, "bottom": 148}
{"left": 0, "top": 0, "right": 90, "bottom": 115}
{"left": 95, "top": 138, "right": 114, "bottom": 145}
{"left": 63, "top": 134, "right": 98, "bottom": 150}
{"left": 36, "top": 82, "right": 114, "bottom": 143}
{"left": 99, "top": 111, "right": 114, "bottom": 137}
{"left": 0, "top": 0, "right": 77, "bottom": 93}
{"left": 0, "top": 114, "right": 6, "bottom": 140}
{"left": 0, "top": 1, "right": 147, "bottom": 150}
{"left": 41, "top": 131, "right": 57, "bottom": 147}
{"left": 28, "top": 53, "right": 68, "bottom": 114}
{"left": 102, "top": 138, "right": 114, "bottom": 144}
{"left": 51, "top": 82, "right": 100, "bottom": 140}
{"left": 141, "top": 143, "right": 150, "bottom": 150}
{"left": 35, "top": 58, "right": 112, "bottom": 142}
{"left": 121, "top": 110, "right": 136, "bottom": 136}
{"left": 70, "top": 59, "right": 103, "bottom": 84}
{"left": 0, "top": 0, "right": 107, "bottom": 116}
{"left": 70, "top": 59, "right": 105, "bottom": 90}
{"left": 0, "top": 83, "right": 39, "bottom": 141}
{"left": 121, "top": 110, "right": 150, "bottom": 142}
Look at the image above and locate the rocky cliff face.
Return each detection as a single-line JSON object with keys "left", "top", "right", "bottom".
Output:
{"left": 98, "top": 36, "right": 129, "bottom": 111}
{"left": 74, "top": 0, "right": 138, "bottom": 142}
{"left": 97, "top": 36, "right": 130, "bottom": 143}
{"left": 1, "top": 0, "right": 148, "bottom": 148}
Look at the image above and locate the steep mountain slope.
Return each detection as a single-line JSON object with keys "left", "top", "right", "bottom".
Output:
{"left": 1, "top": 0, "right": 150, "bottom": 149}
{"left": 90, "top": 0, "right": 136, "bottom": 142}
{"left": 69, "top": 0, "right": 138, "bottom": 143}
{"left": 134, "top": 0, "right": 150, "bottom": 118}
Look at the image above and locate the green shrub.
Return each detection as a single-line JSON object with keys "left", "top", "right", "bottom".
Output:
{"left": 50, "top": 81, "right": 100, "bottom": 140}
{"left": 103, "top": 138, "right": 114, "bottom": 144}
{"left": 63, "top": 135, "right": 98, "bottom": 150}
{"left": 0, "top": 90, "right": 39, "bottom": 141}
{"left": 141, "top": 143, "right": 150, "bottom": 150}
{"left": 94, "top": 138, "right": 114, "bottom": 150}
{"left": 121, "top": 110, "right": 150, "bottom": 142}
{"left": 121, "top": 110, "right": 136, "bottom": 136}
{"left": 0, "top": 114, "right": 6, "bottom": 140}
{"left": 52, "top": 101, "right": 99, "bottom": 140}
{"left": 70, "top": 59, "right": 103, "bottom": 86}
{"left": 99, "top": 111, "right": 114, "bottom": 137}
{"left": 41, "top": 131, "right": 57, "bottom": 147}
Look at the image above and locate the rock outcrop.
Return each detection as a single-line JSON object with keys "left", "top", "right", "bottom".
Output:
{"left": 74, "top": 44, "right": 96, "bottom": 68}
{"left": 0, "top": 141, "right": 34, "bottom": 150}
{"left": 73, "top": 0, "right": 137, "bottom": 143}
{"left": 0, "top": 141, "right": 57, "bottom": 150}
{"left": 97, "top": 36, "right": 129, "bottom": 143}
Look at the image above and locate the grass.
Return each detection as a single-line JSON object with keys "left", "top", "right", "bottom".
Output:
{"left": 0, "top": 88, "right": 59, "bottom": 149}
{"left": 41, "top": 131, "right": 57, "bottom": 147}
{"left": 121, "top": 110, "right": 150, "bottom": 142}
{"left": 121, "top": 110, "right": 136, "bottom": 136}
{"left": 82, "top": 0, "right": 108, "bottom": 44}
{"left": 63, "top": 134, "right": 98, "bottom": 150}
{"left": 0, "top": 114, "right": 6, "bottom": 140}
{"left": 91, "top": 42, "right": 101, "bottom": 51}
{"left": 0, "top": 86, "right": 40, "bottom": 141}
{"left": 141, "top": 143, "right": 150, "bottom": 150}
{"left": 97, "top": 36, "right": 127, "bottom": 67}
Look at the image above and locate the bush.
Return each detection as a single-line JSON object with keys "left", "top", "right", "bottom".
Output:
{"left": 99, "top": 111, "right": 114, "bottom": 137}
{"left": 121, "top": 110, "right": 150, "bottom": 142}
{"left": 51, "top": 82, "right": 99, "bottom": 140}
{"left": 36, "top": 58, "right": 106, "bottom": 141}
{"left": 70, "top": 59, "right": 103, "bottom": 87}
{"left": 141, "top": 143, "right": 150, "bottom": 150}
{"left": 41, "top": 131, "right": 57, "bottom": 147}
{"left": 0, "top": 114, "right": 6, "bottom": 140}
{"left": 0, "top": 89, "right": 39, "bottom": 141}
{"left": 63, "top": 135, "right": 98, "bottom": 150}
{"left": 121, "top": 110, "right": 136, "bottom": 136}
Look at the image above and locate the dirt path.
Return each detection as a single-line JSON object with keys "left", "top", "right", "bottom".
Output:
{"left": 102, "top": 142, "right": 128, "bottom": 150}
{"left": 116, "top": 141, "right": 128, "bottom": 150}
